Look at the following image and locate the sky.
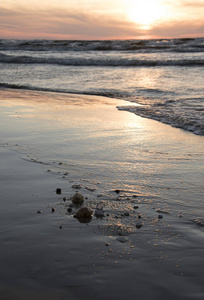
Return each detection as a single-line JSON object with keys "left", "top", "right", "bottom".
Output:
{"left": 0, "top": 0, "right": 204, "bottom": 40}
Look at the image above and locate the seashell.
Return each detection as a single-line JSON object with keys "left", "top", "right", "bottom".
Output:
{"left": 74, "top": 207, "right": 93, "bottom": 219}
{"left": 72, "top": 191, "right": 84, "bottom": 205}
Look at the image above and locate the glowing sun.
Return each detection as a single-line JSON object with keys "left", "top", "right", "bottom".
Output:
{"left": 126, "top": 0, "right": 168, "bottom": 29}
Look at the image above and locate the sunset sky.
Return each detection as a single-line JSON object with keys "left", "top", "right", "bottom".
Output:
{"left": 0, "top": 0, "right": 204, "bottom": 40}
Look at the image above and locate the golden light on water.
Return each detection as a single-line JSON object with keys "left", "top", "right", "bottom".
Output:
{"left": 126, "top": 0, "right": 169, "bottom": 29}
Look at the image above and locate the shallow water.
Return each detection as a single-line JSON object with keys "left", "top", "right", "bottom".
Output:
{"left": 1, "top": 89, "right": 203, "bottom": 220}
{"left": 0, "top": 90, "right": 204, "bottom": 299}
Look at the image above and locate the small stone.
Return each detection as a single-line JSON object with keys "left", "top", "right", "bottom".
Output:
{"left": 51, "top": 207, "right": 55, "bottom": 213}
{"left": 115, "top": 189, "right": 120, "bottom": 194}
{"left": 94, "top": 209, "right": 104, "bottom": 218}
{"left": 59, "top": 225, "right": 62, "bottom": 229}
{"left": 67, "top": 207, "right": 72, "bottom": 213}
{"left": 74, "top": 207, "right": 93, "bottom": 219}
{"left": 124, "top": 212, "right": 129, "bottom": 216}
{"left": 72, "top": 191, "right": 84, "bottom": 205}
{"left": 158, "top": 214, "right": 163, "bottom": 219}
{"left": 138, "top": 215, "right": 142, "bottom": 219}
{"left": 136, "top": 221, "right": 143, "bottom": 229}
{"left": 71, "top": 183, "right": 82, "bottom": 189}
{"left": 63, "top": 197, "right": 67, "bottom": 201}
{"left": 157, "top": 209, "right": 170, "bottom": 214}
{"left": 116, "top": 236, "right": 128, "bottom": 243}
{"left": 105, "top": 242, "right": 110, "bottom": 246}
{"left": 85, "top": 186, "right": 96, "bottom": 192}
{"left": 132, "top": 195, "right": 138, "bottom": 198}
{"left": 36, "top": 210, "right": 42, "bottom": 214}
{"left": 56, "top": 188, "right": 61, "bottom": 194}
{"left": 134, "top": 205, "right": 139, "bottom": 209}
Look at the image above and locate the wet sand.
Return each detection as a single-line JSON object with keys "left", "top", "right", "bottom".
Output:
{"left": 0, "top": 89, "right": 204, "bottom": 299}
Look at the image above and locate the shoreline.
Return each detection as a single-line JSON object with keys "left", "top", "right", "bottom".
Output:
{"left": 0, "top": 88, "right": 204, "bottom": 299}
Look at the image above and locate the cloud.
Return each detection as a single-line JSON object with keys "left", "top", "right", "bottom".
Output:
{"left": 0, "top": 1, "right": 203, "bottom": 39}
{"left": 0, "top": 5, "right": 143, "bottom": 39}
{"left": 149, "top": 18, "right": 204, "bottom": 38}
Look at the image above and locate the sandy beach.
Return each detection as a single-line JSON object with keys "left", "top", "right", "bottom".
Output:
{"left": 0, "top": 89, "right": 204, "bottom": 300}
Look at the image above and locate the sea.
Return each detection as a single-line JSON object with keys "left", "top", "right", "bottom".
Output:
{"left": 0, "top": 37, "right": 204, "bottom": 135}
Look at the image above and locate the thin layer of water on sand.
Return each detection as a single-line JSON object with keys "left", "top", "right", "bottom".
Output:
{"left": 0, "top": 89, "right": 204, "bottom": 299}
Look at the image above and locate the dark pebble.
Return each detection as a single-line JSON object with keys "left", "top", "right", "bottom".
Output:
{"left": 37, "top": 210, "right": 42, "bottom": 214}
{"left": 136, "top": 221, "right": 143, "bottom": 229}
{"left": 59, "top": 225, "right": 62, "bottom": 229}
{"left": 51, "top": 207, "right": 55, "bottom": 213}
{"left": 124, "top": 212, "right": 129, "bottom": 216}
{"left": 63, "top": 197, "right": 67, "bottom": 201}
{"left": 67, "top": 207, "right": 72, "bottom": 213}
{"left": 138, "top": 215, "right": 142, "bottom": 219}
{"left": 134, "top": 205, "right": 139, "bottom": 209}
{"left": 158, "top": 215, "right": 163, "bottom": 219}
{"left": 115, "top": 189, "right": 120, "bottom": 194}
{"left": 56, "top": 188, "right": 61, "bottom": 194}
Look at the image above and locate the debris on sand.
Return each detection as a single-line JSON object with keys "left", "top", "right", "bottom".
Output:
{"left": 136, "top": 221, "right": 143, "bottom": 229}
{"left": 71, "top": 183, "right": 82, "bottom": 189}
{"left": 116, "top": 236, "right": 128, "bottom": 243}
{"left": 95, "top": 208, "right": 105, "bottom": 218}
{"left": 156, "top": 209, "right": 170, "bottom": 214}
{"left": 72, "top": 191, "right": 84, "bottom": 205}
{"left": 85, "top": 186, "right": 96, "bottom": 192}
{"left": 56, "top": 188, "right": 61, "bottom": 194}
{"left": 74, "top": 207, "right": 93, "bottom": 221}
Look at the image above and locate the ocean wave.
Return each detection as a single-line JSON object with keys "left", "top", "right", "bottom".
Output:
{"left": 0, "top": 82, "right": 127, "bottom": 99}
{"left": 0, "top": 38, "right": 204, "bottom": 53}
{"left": 118, "top": 105, "right": 204, "bottom": 136}
{"left": 1, "top": 83, "right": 203, "bottom": 136}
{"left": 1, "top": 52, "right": 204, "bottom": 67}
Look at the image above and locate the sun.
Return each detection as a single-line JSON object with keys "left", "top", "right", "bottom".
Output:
{"left": 126, "top": 0, "right": 168, "bottom": 29}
